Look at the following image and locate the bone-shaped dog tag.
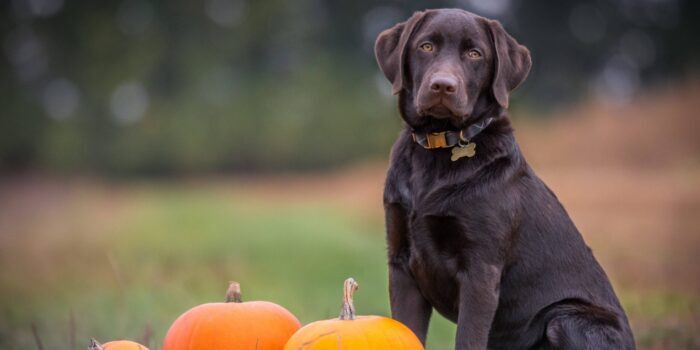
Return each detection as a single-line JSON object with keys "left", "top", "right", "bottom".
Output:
{"left": 451, "top": 142, "right": 476, "bottom": 161}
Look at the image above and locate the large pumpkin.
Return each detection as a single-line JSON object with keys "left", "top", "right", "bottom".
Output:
{"left": 89, "top": 338, "right": 149, "bottom": 350}
{"left": 163, "top": 281, "right": 301, "bottom": 350}
{"left": 284, "top": 278, "right": 424, "bottom": 350}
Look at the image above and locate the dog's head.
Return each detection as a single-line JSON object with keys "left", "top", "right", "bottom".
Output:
{"left": 375, "top": 9, "right": 531, "bottom": 129}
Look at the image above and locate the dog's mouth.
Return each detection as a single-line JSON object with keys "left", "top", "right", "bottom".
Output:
{"left": 423, "top": 104, "right": 454, "bottom": 119}
{"left": 416, "top": 102, "right": 469, "bottom": 126}
{"left": 412, "top": 109, "right": 464, "bottom": 133}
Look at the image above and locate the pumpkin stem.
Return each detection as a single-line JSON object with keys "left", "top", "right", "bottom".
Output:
{"left": 88, "top": 338, "right": 104, "bottom": 350}
{"left": 226, "top": 281, "right": 243, "bottom": 303}
{"left": 339, "top": 277, "right": 359, "bottom": 320}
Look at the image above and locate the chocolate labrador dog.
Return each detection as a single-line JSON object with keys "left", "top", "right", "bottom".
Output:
{"left": 375, "top": 9, "right": 635, "bottom": 350}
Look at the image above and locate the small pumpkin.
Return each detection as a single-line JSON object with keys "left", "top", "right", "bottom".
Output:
{"left": 89, "top": 338, "right": 149, "bottom": 350}
{"left": 283, "top": 278, "right": 424, "bottom": 350}
{"left": 163, "top": 281, "right": 301, "bottom": 350}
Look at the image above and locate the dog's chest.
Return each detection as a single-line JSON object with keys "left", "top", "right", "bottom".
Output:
{"left": 405, "top": 209, "right": 469, "bottom": 320}
{"left": 402, "top": 185, "right": 480, "bottom": 320}
{"left": 391, "top": 166, "right": 497, "bottom": 320}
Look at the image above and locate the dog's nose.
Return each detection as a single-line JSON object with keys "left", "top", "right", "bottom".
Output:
{"left": 429, "top": 75, "right": 458, "bottom": 95}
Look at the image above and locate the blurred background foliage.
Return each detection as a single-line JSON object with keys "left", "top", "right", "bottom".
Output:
{"left": 1, "top": 0, "right": 698, "bottom": 175}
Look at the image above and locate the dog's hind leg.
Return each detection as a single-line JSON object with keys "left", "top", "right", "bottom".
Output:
{"left": 543, "top": 306, "right": 635, "bottom": 350}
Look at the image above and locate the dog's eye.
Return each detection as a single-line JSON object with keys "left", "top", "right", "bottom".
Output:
{"left": 419, "top": 43, "right": 434, "bottom": 52}
{"left": 466, "top": 49, "right": 483, "bottom": 59}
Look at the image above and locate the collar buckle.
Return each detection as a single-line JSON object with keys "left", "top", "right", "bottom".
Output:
{"left": 426, "top": 132, "right": 448, "bottom": 148}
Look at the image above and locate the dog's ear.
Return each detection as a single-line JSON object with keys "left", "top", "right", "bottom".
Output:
{"left": 374, "top": 11, "right": 428, "bottom": 95}
{"left": 484, "top": 19, "right": 531, "bottom": 108}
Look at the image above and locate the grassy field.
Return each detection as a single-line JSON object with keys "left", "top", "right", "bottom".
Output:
{"left": 0, "top": 175, "right": 460, "bottom": 349}
{"left": 1, "top": 84, "right": 700, "bottom": 349}
{"left": 0, "top": 169, "right": 698, "bottom": 350}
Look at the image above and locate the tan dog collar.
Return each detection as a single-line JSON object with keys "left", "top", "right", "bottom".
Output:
{"left": 411, "top": 117, "right": 494, "bottom": 161}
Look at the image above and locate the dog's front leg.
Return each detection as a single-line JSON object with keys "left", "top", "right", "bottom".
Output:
{"left": 455, "top": 263, "right": 502, "bottom": 350}
{"left": 385, "top": 202, "right": 432, "bottom": 344}
{"left": 389, "top": 261, "right": 432, "bottom": 344}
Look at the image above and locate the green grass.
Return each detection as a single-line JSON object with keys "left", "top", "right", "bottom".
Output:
{"left": 1, "top": 183, "right": 697, "bottom": 349}
{"left": 0, "top": 185, "right": 457, "bottom": 349}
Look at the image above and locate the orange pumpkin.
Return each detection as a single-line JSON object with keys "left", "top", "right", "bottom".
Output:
{"left": 284, "top": 278, "right": 424, "bottom": 350}
{"left": 163, "top": 281, "right": 301, "bottom": 350}
{"left": 89, "top": 338, "right": 149, "bottom": 350}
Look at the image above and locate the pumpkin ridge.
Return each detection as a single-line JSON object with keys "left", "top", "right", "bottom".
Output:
{"left": 186, "top": 306, "right": 210, "bottom": 350}
{"left": 354, "top": 319, "right": 372, "bottom": 349}
{"left": 299, "top": 330, "right": 338, "bottom": 349}
{"left": 384, "top": 320, "right": 399, "bottom": 349}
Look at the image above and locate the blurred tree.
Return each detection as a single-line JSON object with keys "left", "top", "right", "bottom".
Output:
{"left": 0, "top": 0, "right": 697, "bottom": 174}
